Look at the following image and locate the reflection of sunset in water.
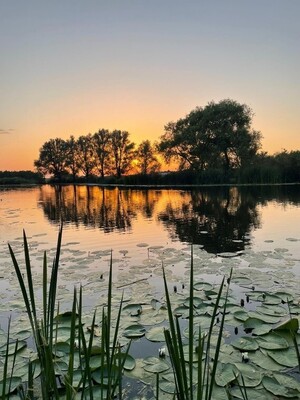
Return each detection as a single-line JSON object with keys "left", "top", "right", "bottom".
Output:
{"left": 1, "top": 185, "right": 299, "bottom": 261}
{"left": 35, "top": 185, "right": 263, "bottom": 254}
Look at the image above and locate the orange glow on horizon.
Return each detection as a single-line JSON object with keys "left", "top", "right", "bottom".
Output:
{"left": 1, "top": 101, "right": 299, "bottom": 172}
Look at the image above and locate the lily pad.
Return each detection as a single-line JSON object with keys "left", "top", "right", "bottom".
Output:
{"left": 143, "top": 357, "right": 169, "bottom": 373}
{"left": 0, "top": 340, "right": 27, "bottom": 356}
{"left": 273, "top": 372, "right": 300, "bottom": 391}
{"left": 145, "top": 326, "right": 166, "bottom": 342}
{"left": 250, "top": 350, "right": 284, "bottom": 371}
{"left": 231, "top": 276, "right": 253, "bottom": 286}
{"left": 262, "top": 375, "right": 299, "bottom": 397}
{"left": 256, "top": 304, "right": 287, "bottom": 317}
{"left": 255, "top": 332, "right": 289, "bottom": 350}
{"left": 248, "top": 311, "right": 281, "bottom": 324}
{"left": 11, "top": 329, "right": 31, "bottom": 341}
{"left": 233, "top": 310, "right": 249, "bottom": 322}
{"left": 231, "top": 337, "right": 258, "bottom": 351}
{"left": 267, "top": 347, "right": 299, "bottom": 368}
{"left": 53, "top": 341, "right": 70, "bottom": 356}
{"left": 230, "top": 387, "right": 274, "bottom": 400}
{"left": 194, "top": 282, "right": 213, "bottom": 291}
{"left": 233, "top": 362, "right": 262, "bottom": 387}
{"left": 273, "top": 317, "right": 299, "bottom": 332}
{"left": 114, "top": 353, "right": 136, "bottom": 371}
{"left": 274, "top": 291, "right": 294, "bottom": 303}
{"left": 215, "top": 363, "right": 238, "bottom": 387}
{"left": 123, "top": 324, "right": 146, "bottom": 338}
{"left": 123, "top": 303, "right": 143, "bottom": 317}
{"left": 243, "top": 318, "right": 271, "bottom": 335}
{"left": 0, "top": 377, "right": 22, "bottom": 395}
{"left": 257, "top": 293, "right": 282, "bottom": 305}
{"left": 183, "top": 296, "right": 203, "bottom": 308}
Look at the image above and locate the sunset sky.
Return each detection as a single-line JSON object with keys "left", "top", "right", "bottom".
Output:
{"left": 0, "top": 1, "right": 299, "bottom": 171}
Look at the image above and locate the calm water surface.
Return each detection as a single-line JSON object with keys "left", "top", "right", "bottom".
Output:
{"left": 1, "top": 184, "right": 299, "bottom": 260}
{"left": 0, "top": 184, "right": 300, "bottom": 310}
{"left": 0, "top": 184, "right": 300, "bottom": 396}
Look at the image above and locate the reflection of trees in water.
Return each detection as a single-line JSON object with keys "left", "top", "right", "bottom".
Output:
{"left": 38, "top": 185, "right": 299, "bottom": 252}
{"left": 239, "top": 185, "right": 300, "bottom": 207}
{"left": 158, "top": 187, "right": 261, "bottom": 253}
{"left": 38, "top": 186, "right": 162, "bottom": 232}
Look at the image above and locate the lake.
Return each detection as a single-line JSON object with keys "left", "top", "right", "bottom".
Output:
{"left": 1, "top": 183, "right": 300, "bottom": 310}
{"left": 0, "top": 184, "right": 300, "bottom": 397}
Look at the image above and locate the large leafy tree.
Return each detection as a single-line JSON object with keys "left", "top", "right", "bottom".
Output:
{"left": 65, "top": 135, "right": 80, "bottom": 181}
{"left": 110, "top": 130, "right": 135, "bottom": 177}
{"left": 77, "top": 134, "right": 96, "bottom": 179}
{"left": 135, "top": 140, "right": 161, "bottom": 175}
{"left": 34, "top": 138, "right": 68, "bottom": 180}
{"left": 93, "top": 129, "right": 112, "bottom": 178}
{"left": 159, "top": 99, "right": 262, "bottom": 171}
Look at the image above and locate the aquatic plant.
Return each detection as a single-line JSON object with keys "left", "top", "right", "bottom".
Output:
{"left": 2, "top": 228, "right": 300, "bottom": 399}
{"left": 6, "top": 227, "right": 131, "bottom": 399}
{"left": 162, "top": 247, "right": 232, "bottom": 400}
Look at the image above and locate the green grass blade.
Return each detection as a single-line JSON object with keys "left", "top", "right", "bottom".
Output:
{"left": 196, "top": 327, "right": 204, "bottom": 400}
{"left": 206, "top": 270, "right": 232, "bottom": 400}
{"left": 163, "top": 266, "right": 187, "bottom": 398}
{"left": 189, "top": 245, "right": 194, "bottom": 399}
{"left": 2, "top": 317, "right": 11, "bottom": 399}
{"left": 23, "top": 230, "right": 38, "bottom": 325}
{"left": 27, "top": 360, "right": 34, "bottom": 400}
{"left": 8, "top": 244, "right": 36, "bottom": 340}
{"left": 175, "top": 315, "right": 189, "bottom": 395}
{"left": 47, "top": 225, "right": 63, "bottom": 344}
{"left": 107, "top": 250, "right": 113, "bottom": 346}
{"left": 79, "top": 290, "right": 95, "bottom": 400}
{"left": 43, "top": 251, "right": 48, "bottom": 339}
{"left": 66, "top": 287, "right": 77, "bottom": 399}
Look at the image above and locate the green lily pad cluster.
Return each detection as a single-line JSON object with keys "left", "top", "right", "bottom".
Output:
{"left": 1, "top": 224, "right": 300, "bottom": 399}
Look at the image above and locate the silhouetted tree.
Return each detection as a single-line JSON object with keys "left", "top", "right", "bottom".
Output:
{"left": 34, "top": 138, "right": 68, "bottom": 180}
{"left": 159, "top": 99, "right": 262, "bottom": 172}
{"left": 135, "top": 140, "right": 161, "bottom": 175}
{"left": 65, "top": 135, "right": 80, "bottom": 181}
{"left": 77, "top": 134, "right": 96, "bottom": 180}
{"left": 93, "top": 129, "right": 112, "bottom": 178}
{"left": 110, "top": 130, "right": 135, "bottom": 177}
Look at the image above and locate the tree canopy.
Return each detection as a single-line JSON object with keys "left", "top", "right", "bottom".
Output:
{"left": 34, "top": 130, "right": 141, "bottom": 180}
{"left": 134, "top": 140, "right": 161, "bottom": 175}
{"left": 31, "top": 99, "right": 300, "bottom": 185}
{"left": 158, "top": 99, "right": 262, "bottom": 172}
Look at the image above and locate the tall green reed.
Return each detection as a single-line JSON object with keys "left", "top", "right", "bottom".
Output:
{"left": 163, "top": 247, "right": 232, "bottom": 400}
{"left": 9, "top": 228, "right": 62, "bottom": 398}
{"left": 8, "top": 228, "right": 129, "bottom": 399}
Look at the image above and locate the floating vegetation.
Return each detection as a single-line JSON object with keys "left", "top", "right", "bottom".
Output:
{"left": 0, "top": 226, "right": 299, "bottom": 399}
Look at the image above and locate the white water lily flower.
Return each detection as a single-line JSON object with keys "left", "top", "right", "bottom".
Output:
{"left": 242, "top": 352, "right": 249, "bottom": 362}
{"left": 158, "top": 347, "right": 166, "bottom": 358}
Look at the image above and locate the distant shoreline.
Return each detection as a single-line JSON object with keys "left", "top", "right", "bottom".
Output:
{"left": 1, "top": 182, "right": 300, "bottom": 189}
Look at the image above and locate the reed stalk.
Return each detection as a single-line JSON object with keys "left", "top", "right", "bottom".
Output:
{"left": 163, "top": 247, "right": 232, "bottom": 400}
{"left": 7, "top": 227, "right": 130, "bottom": 399}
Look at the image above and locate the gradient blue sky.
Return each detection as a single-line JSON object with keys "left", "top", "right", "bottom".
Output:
{"left": 0, "top": 0, "right": 299, "bottom": 170}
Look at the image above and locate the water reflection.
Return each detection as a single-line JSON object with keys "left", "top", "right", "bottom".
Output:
{"left": 37, "top": 185, "right": 300, "bottom": 254}
{"left": 158, "top": 187, "right": 261, "bottom": 253}
{"left": 38, "top": 186, "right": 162, "bottom": 232}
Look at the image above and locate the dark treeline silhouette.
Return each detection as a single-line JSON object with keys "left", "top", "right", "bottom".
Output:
{"left": 0, "top": 170, "right": 44, "bottom": 185}
{"left": 34, "top": 130, "right": 160, "bottom": 182}
{"left": 31, "top": 99, "right": 300, "bottom": 185}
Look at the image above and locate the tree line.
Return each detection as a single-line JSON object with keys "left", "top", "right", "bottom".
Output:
{"left": 33, "top": 99, "right": 300, "bottom": 184}
{"left": 34, "top": 130, "right": 160, "bottom": 181}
